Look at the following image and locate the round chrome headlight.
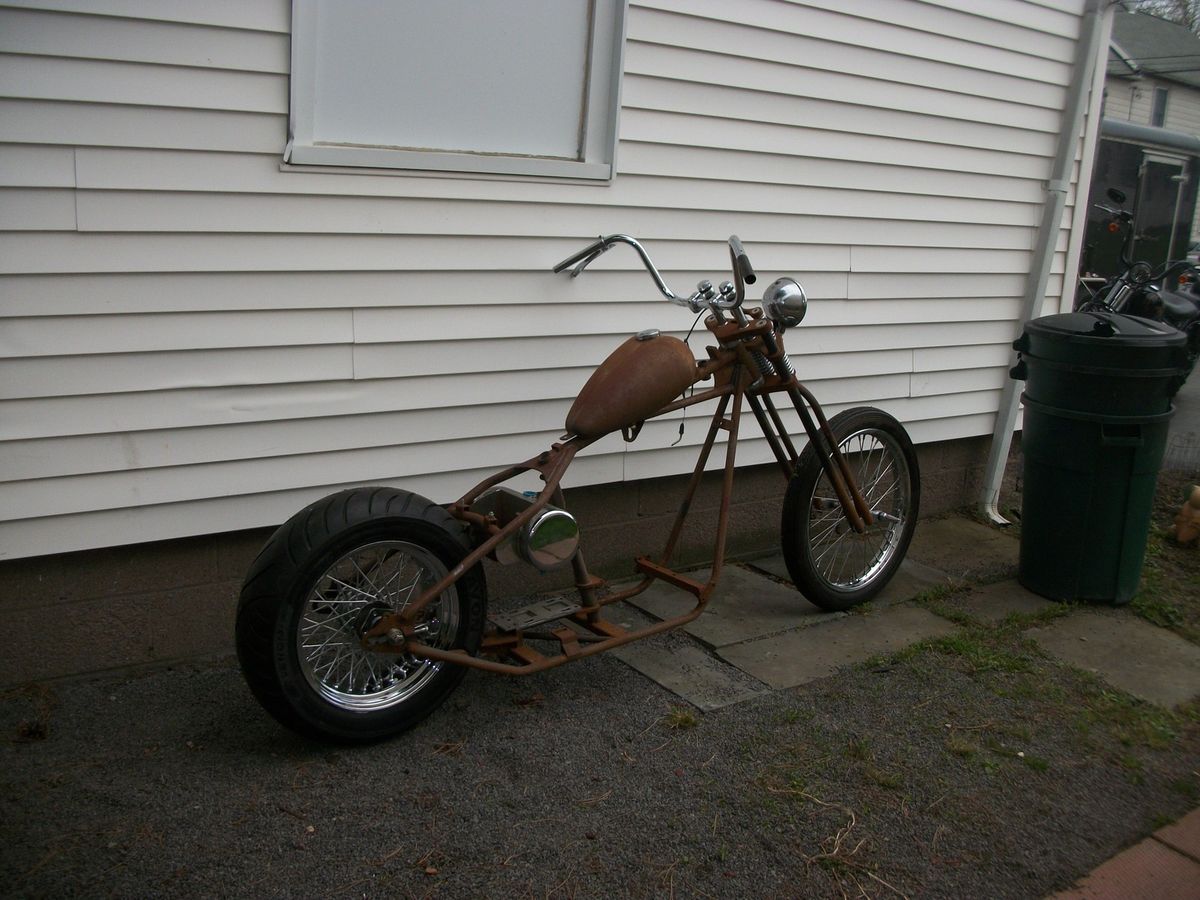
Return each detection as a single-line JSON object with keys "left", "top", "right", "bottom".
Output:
{"left": 762, "top": 277, "right": 807, "bottom": 328}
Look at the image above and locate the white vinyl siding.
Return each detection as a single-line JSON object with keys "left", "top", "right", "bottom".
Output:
{"left": 0, "top": 0, "right": 1099, "bottom": 559}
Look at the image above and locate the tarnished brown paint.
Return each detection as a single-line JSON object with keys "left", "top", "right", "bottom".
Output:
{"left": 565, "top": 333, "right": 697, "bottom": 437}
{"left": 363, "top": 306, "right": 877, "bottom": 676}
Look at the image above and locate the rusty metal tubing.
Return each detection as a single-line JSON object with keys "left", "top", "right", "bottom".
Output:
{"left": 706, "top": 369, "right": 744, "bottom": 591}
{"left": 406, "top": 591, "right": 711, "bottom": 675}
{"left": 760, "top": 393, "right": 800, "bottom": 466}
{"left": 655, "top": 381, "right": 733, "bottom": 417}
{"left": 771, "top": 380, "right": 865, "bottom": 533}
{"left": 363, "top": 441, "right": 584, "bottom": 638}
{"left": 791, "top": 381, "right": 874, "bottom": 528}
{"left": 453, "top": 463, "right": 537, "bottom": 510}
{"left": 554, "top": 483, "right": 605, "bottom": 613}
{"left": 658, "top": 391, "right": 733, "bottom": 567}
{"left": 746, "top": 393, "right": 793, "bottom": 477}
{"left": 427, "top": 376, "right": 753, "bottom": 680}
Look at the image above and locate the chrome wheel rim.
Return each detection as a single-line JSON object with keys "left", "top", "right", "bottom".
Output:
{"left": 806, "top": 428, "right": 911, "bottom": 593}
{"left": 297, "top": 541, "right": 459, "bottom": 712}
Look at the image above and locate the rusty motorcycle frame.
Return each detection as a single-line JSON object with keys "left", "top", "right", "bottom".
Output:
{"left": 236, "top": 236, "right": 920, "bottom": 741}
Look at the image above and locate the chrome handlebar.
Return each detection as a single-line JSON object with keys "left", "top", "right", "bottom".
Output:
{"left": 552, "top": 234, "right": 752, "bottom": 312}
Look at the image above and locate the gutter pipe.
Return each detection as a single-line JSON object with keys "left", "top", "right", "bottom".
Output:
{"left": 978, "top": 0, "right": 1113, "bottom": 525}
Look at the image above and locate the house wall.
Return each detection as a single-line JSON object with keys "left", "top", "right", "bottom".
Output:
{"left": 0, "top": 0, "right": 1099, "bottom": 568}
{"left": 1106, "top": 75, "right": 1200, "bottom": 135}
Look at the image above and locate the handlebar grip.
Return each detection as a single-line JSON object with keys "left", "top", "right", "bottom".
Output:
{"left": 728, "top": 235, "right": 757, "bottom": 285}
{"left": 553, "top": 236, "right": 607, "bottom": 274}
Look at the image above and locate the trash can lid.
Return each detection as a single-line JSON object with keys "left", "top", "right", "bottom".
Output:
{"left": 1024, "top": 311, "right": 1183, "bottom": 345}
{"left": 1015, "top": 311, "right": 1187, "bottom": 371}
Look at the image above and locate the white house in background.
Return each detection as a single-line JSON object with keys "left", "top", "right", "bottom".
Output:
{"left": 1107, "top": 6, "right": 1200, "bottom": 138}
{"left": 0, "top": 1, "right": 1113, "bottom": 676}
{"left": 1078, "top": 6, "right": 1200, "bottom": 275}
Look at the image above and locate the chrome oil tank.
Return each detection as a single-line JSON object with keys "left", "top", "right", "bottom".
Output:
{"left": 472, "top": 487, "right": 580, "bottom": 571}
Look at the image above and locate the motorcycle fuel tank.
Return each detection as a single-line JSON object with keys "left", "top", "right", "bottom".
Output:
{"left": 565, "top": 331, "right": 697, "bottom": 438}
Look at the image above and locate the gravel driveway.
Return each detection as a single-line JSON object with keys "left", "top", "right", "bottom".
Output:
{"left": 4, "top": 594, "right": 1198, "bottom": 900}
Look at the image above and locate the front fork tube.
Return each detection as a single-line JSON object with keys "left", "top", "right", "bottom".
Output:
{"left": 749, "top": 338, "right": 873, "bottom": 533}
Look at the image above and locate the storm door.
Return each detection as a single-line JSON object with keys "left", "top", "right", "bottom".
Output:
{"left": 1131, "top": 153, "right": 1189, "bottom": 268}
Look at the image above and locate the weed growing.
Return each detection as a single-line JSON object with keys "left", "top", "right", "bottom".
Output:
{"left": 665, "top": 707, "right": 699, "bottom": 730}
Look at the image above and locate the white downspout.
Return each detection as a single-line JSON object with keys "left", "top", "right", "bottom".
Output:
{"left": 977, "top": 0, "right": 1113, "bottom": 525}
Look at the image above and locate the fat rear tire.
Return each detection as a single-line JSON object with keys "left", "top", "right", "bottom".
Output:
{"left": 236, "top": 487, "right": 486, "bottom": 742}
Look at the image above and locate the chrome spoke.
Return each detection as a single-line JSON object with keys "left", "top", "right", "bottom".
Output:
{"left": 805, "top": 427, "right": 911, "bottom": 593}
{"left": 296, "top": 540, "right": 461, "bottom": 713}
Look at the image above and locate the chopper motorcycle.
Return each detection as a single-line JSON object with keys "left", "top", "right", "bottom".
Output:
{"left": 1077, "top": 187, "right": 1200, "bottom": 373}
{"left": 235, "top": 235, "right": 920, "bottom": 741}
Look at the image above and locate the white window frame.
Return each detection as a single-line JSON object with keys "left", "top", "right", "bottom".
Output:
{"left": 286, "top": 0, "right": 627, "bottom": 180}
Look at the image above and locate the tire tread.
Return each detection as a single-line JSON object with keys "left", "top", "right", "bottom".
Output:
{"left": 235, "top": 486, "right": 485, "bottom": 742}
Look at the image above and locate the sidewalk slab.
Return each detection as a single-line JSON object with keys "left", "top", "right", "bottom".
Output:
{"left": 958, "top": 579, "right": 1062, "bottom": 624}
{"left": 611, "top": 641, "right": 769, "bottom": 711}
{"left": 1155, "top": 808, "right": 1200, "bottom": 862}
{"left": 906, "top": 517, "right": 1019, "bottom": 583}
{"left": 625, "top": 565, "right": 829, "bottom": 648}
{"left": 747, "top": 554, "right": 954, "bottom": 605}
{"left": 1051, "top": 835, "right": 1200, "bottom": 899}
{"left": 717, "top": 604, "right": 960, "bottom": 689}
{"left": 1028, "top": 612, "right": 1200, "bottom": 708}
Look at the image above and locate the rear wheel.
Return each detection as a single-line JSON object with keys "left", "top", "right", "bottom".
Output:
{"left": 781, "top": 407, "right": 919, "bottom": 611}
{"left": 236, "top": 488, "right": 486, "bottom": 742}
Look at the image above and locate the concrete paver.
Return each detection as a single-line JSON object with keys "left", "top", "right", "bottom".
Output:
{"left": 717, "top": 604, "right": 960, "bottom": 689}
{"left": 1163, "top": 361, "right": 1199, "bottom": 471}
{"left": 1154, "top": 808, "right": 1200, "bottom": 862}
{"left": 626, "top": 564, "right": 829, "bottom": 648}
{"left": 611, "top": 640, "right": 769, "bottom": 711}
{"left": 1051, "top": 835, "right": 1200, "bottom": 899}
{"left": 747, "top": 554, "right": 954, "bottom": 605}
{"left": 1028, "top": 612, "right": 1200, "bottom": 708}
{"left": 958, "top": 579, "right": 1062, "bottom": 623}
{"left": 906, "top": 516, "right": 1020, "bottom": 583}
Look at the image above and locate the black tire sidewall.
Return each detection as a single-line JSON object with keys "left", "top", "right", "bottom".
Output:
{"left": 239, "top": 489, "right": 486, "bottom": 742}
{"left": 782, "top": 407, "right": 920, "bottom": 611}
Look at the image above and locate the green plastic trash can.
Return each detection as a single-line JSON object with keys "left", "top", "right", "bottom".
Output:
{"left": 1010, "top": 311, "right": 1188, "bottom": 604}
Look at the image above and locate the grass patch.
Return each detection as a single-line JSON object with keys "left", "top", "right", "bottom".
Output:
{"left": 997, "top": 603, "right": 1075, "bottom": 630}
{"left": 865, "top": 765, "right": 904, "bottom": 790}
{"left": 913, "top": 583, "right": 968, "bottom": 606}
{"left": 665, "top": 708, "right": 699, "bottom": 730}
{"left": 912, "top": 583, "right": 976, "bottom": 627}
{"left": 945, "top": 734, "right": 978, "bottom": 759}
{"left": 846, "top": 736, "right": 872, "bottom": 761}
{"left": 1131, "top": 593, "right": 1185, "bottom": 630}
{"left": 1021, "top": 754, "right": 1050, "bottom": 773}
{"left": 773, "top": 706, "right": 815, "bottom": 727}
{"left": 1170, "top": 776, "right": 1199, "bottom": 801}
{"left": 1080, "top": 687, "right": 1180, "bottom": 751}
{"left": 926, "top": 631, "right": 1032, "bottom": 675}
{"left": 1132, "top": 536, "right": 1186, "bottom": 629}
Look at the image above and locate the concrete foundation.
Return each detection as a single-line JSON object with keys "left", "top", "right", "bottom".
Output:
{"left": 0, "top": 434, "right": 993, "bottom": 685}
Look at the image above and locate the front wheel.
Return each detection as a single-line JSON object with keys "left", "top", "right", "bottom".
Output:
{"left": 236, "top": 487, "right": 487, "bottom": 742}
{"left": 781, "top": 407, "right": 920, "bottom": 611}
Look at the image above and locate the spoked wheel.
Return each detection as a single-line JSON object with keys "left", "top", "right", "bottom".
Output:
{"left": 781, "top": 407, "right": 920, "bottom": 611}
{"left": 236, "top": 488, "right": 486, "bottom": 742}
